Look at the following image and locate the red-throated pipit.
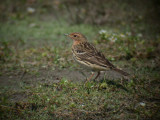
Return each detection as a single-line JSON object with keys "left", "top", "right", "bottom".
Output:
{"left": 65, "top": 32, "right": 129, "bottom": 81}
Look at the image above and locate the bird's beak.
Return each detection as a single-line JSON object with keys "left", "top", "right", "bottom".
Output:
{"left": 64, "top": 34, "right": 69, "bottom": 36}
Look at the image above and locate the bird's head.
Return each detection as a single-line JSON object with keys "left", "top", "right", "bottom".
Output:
{"left": 65, "top": 32, "right": 87, "bottom": 42}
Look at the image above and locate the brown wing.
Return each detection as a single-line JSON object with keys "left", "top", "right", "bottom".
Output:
{"left": 72, "top": 42, "right": 115, "bottom": 69}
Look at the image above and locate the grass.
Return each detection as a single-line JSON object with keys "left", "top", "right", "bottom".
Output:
{"left": 0, "top": 14, "right": 160, "bottom": 119}
{"left": 0, "top": 77, "right": 159, "bottom": 119}
{"left": 0, "top": 17, "right": 96, "bottom": 47}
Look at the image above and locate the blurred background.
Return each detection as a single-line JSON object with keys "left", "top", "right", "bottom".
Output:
{"left": 1, "top": 0, "right": 160, "bottom": 27}
{"left": 0, "top": 0, "right": 160, "bottom": 119}
{"left": 0, "top": 0, "right": 160, "bottom": 61}
{"left": 1, "top": 0, "right": 160, "bottom": 36}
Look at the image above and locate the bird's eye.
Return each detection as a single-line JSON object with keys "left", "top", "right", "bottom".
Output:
{"left": 73, "top": 35, "right": 77, "bottom": 37}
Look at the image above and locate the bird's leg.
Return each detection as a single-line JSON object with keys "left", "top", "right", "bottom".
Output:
{"left": 87, "top": 72, "right": 95, "bottom": 81}
{"left": 93, "top": 71, "right": 100, "bottom": 81}
{"left": 79, "top": 70, "right": 87, "bottom": 80}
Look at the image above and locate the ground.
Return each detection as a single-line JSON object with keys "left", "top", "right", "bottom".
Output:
{"left": 0, "top": 8, "right": 160, "bottom": 120}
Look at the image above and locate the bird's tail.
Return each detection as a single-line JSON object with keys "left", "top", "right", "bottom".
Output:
{"left": 113, "top": 68, "right": 130, "bottom": 76}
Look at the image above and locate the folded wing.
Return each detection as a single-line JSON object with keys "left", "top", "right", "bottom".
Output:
{"left": 72, "top": 42, "right": 115, "bottom": 69}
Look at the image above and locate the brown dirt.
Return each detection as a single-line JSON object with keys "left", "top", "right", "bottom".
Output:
{"left": 0, "top": 68, "right": 128, "bottom": 88}
{"left": 0, "top": 68, "right": 128, "bottom": 102}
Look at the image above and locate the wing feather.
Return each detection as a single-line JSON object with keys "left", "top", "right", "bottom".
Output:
{"left": 72, "top": 42, "right": 115, "bottom": 69}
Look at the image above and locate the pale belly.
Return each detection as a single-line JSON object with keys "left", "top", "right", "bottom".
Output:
{"left": 72, "top": 55, "right": 109, "bottom": 71}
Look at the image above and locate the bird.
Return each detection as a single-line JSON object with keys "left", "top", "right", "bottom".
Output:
{"left": 65, "top": 32, "right": 129, "bottom": 81}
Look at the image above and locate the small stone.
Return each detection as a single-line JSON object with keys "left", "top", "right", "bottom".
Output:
{"left": 139, "top": 102, "right": 146, "bottom": 107}
{"left": 27, "top": 7, "right": 35, "bottom": 14}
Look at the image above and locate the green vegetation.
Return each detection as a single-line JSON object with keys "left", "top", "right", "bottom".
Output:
{"left": 0, "top": 0, "right": 160, "bottom": 119}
